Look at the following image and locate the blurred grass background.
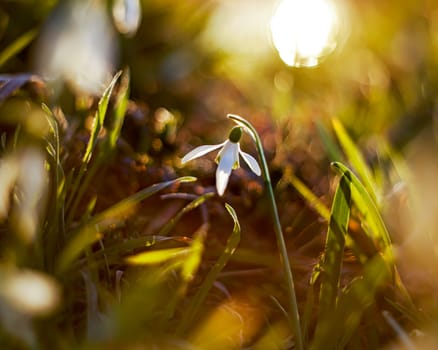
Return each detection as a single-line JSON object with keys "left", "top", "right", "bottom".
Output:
{"left": 0, "top": 0, "right": 438, "bottom": 349}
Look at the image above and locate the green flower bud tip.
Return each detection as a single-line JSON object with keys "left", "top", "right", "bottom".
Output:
{"left": 228, "top": 126, "right": 243, "bottom": 143}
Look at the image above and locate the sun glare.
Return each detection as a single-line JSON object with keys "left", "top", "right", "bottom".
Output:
{"left": 270, "top": 0, "right": 340, "bottom": 67}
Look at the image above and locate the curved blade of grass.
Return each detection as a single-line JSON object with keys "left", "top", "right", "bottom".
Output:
{"left": 56, "top": 176, "right": 196, "bottom": 274}
{"left": 302, "top": 264, "right": 319, "bottom": 347}
{"left": 126, "top": 247, "right": 190, "bottom": 265}
{"left": 315, "top": 119, "right": 343, "bottom": 162}
{"left": 177, "top": 203, "right": 241, "bottom": 335}
{"left": 337, "top": 255, "right": 390, "bottom": 349}
{"left": 126, "top": 223, "right": 208, "bottom": 324}
{"left": 66, "top": 69, "right": 129, "bottom": 225}
{"left": 313, "top": 173, "right": 351, "bottom": 341}
{"left": 66, "top": 71, "right": 122, "bottom": 218}
{"left": 107, "top": 68, "right": 130, "bottom": 154}
{"left": 332, "top": 118, "right": 378, "bottom": 203}
{"left": 331, "top": 162, "right": 392, "bottom": 260}
{"left": 41, "top": 104, "right": 72, "bottom": 271}
{"left": 311, "top": 254, "right": 390, "bottom": 349}
{"left": 73, "top": 236, "right": 193, "bottom": 269}
{"left": 332, "top": 162, "right": 415, "bottom": 307}
{"left": 158, "top": 192, "right": 214, "bottom": 236}
{"left": 126, "top": 224, "right": 207, "bottom": 273}
{"left": 282, "top": 167, "right": 330, "bottom": 221}
{"left": 181, "top": 223, "right": 208, "bottom": 282}
{"left": 72, "top": 68, "right": 130, "bottom": 206}
{"left": 0, "top": 28, "right": 38, "bottom": 67}
{"left": 83, "top": 70, "right": 122, "bottom": 164}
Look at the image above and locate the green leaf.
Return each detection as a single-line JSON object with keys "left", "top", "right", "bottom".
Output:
{"left": 314, "top": 173, "right": 351, "bottom": 336}
{"left": 282, "top": 167, "right": 330, "bottom": 221}
{"left": 65, "top": 71, "right": 123, "bottom": 220}
{"left": 83, "top": 70, "right": 122, "bottom": 164}
{"left": 177, "top": 203, "right": 241, "bottom": 334}
{"left": 107, "top": 68, "right": 130, "bottom": 154}
{"left": 0, "top": 28, "right": 38, "bottom": 67}
{"left": 310, "top": 254, "right": 390, "bottom": 349}
{"left": 158, "top": 192, "right": 215, "bottom": 236}
{"left": 336, "top": 255, "right": 390, "bottom": 348}
{"left": 181, "top": 224, "right": 208, "bottom": 282}
{"left": 331, "top": 162, "right": 392, "bottom": 261}
{"left": 316, "top": 119, "right": 343, "bottom": 162}
{"left": 56, "top": 176, "right": 196, "bottom": 274}
{"left": 126, "top": 247, "right": 190, "bottom": 265}
{"left": 332, "top": 118, "right": 378, "bottom": 203}
{"left": 42, "top": 104, "right": 66, "bottom": 271}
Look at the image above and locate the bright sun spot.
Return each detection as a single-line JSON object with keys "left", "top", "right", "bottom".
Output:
{"left": 270, "top": 0, "right": 339, "bottom": 67}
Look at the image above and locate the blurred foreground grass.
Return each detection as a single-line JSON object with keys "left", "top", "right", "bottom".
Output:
{"left": 1, "top": 0, "right": 438, "bottom": 349}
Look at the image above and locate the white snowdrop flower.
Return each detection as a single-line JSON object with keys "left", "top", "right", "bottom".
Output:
{"left": 112, "top": 0, "right": 142, "bottom": 37}
{"left": 181, "top": 127, "right": 261, "bottom": 196}
{"left": 34, "top": 0, "right": 117, "bottom": 95}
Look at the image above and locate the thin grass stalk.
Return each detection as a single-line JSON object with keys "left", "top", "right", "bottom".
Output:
{"left": 0, "top": 28, "right": 38, "bottom": 67}
{"left": 177, "top": 203, "right": 240, "bottom": 335}
{"left": 227, "top": 114, "right": 303, "bottom": 350}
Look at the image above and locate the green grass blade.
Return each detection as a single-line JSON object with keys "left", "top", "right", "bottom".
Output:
{"left": 42, "top": 104, "right": 66, "bottom": 270}
{"left": 333, "top": 162, "right": 414, "bottom": 307}
{"left": 315, "top": 119, "right": 344, "bottom": 162}
{"left": 336, "top": 255, "right": 390, "bottom": 348}
{"left": 181, "top": 223, "right": 208, "bottom": 282}
{"left": 83, "top": 70, "right": 122, "bottom": 164}
{"left": 79, "top": 236, "right": 189, "bottom": 267}
{"left": 66, "top": 70, "right": 128, "bottom": 224}
{"left": 311, "top": 173, "right": 351, "bottom": 348}
{"left": 332, "top": 118, "right": 378, "bottom": 203}
{"left": 177, "top": 203, "right": 241, "bottom": 335}
{"left": 126, "top": 247, "right": 190, "bottom": 265}
{"left": 331, "top": 162, "right": 392, "bottom": 260}
{"left": 302, "top": 265, "right": 319, "bottom": 347}
{"left": 125, "top": 223, "right": 208, "bottom": 324}
{"left": 282, "top": 167, "right": 330, "bottom": 221}
{"left": 56, "top": 176, "right": 196, "bottom": 274}
{"left": 314, "top": 173, "right": 351, "bottom": 334}
{"left": 65, "top": 71, "right": 123, "bottom": 218}
{"left": 0, "top": 28, "right": 38, "bottom": 67}
{"left": 311, "top": 254, "right": 390, "bottom": 349}
{"left": 107, "top": 68, "right": 130, "bottom": 154}
{"left": 158, "top": 192, "right": 214, "bottom": 236}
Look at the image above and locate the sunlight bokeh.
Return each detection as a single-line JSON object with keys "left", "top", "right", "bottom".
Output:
{"left": 270, "top": 0, "right": 340, "bottom": 67}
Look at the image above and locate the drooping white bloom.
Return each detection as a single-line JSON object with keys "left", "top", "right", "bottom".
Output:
{"left": 181, "top": 127, "right": 261, "bottom": 196}
{"left": 34, "top": 0, "right": 117, "bottom": 95}
{"left": 112, "top": 0, "right": 142, "bottom": 37}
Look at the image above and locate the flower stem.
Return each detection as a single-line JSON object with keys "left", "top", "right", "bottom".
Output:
{"left": 227, "top": 114, "right": 303, "bottom": 350}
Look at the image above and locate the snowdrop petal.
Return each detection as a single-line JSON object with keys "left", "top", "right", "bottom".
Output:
{"left": 239, "top": 148, "right": 262, "bottom": 176}
{"left": 216, "top": 142, "right": 238, "bottom": 196}
{"left": 181, "top": 142, "right": 225, "bottom": 164}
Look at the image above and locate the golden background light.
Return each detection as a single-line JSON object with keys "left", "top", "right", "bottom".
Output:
{"left": 270, "top": 0, "right": 340, "bottom": 67}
